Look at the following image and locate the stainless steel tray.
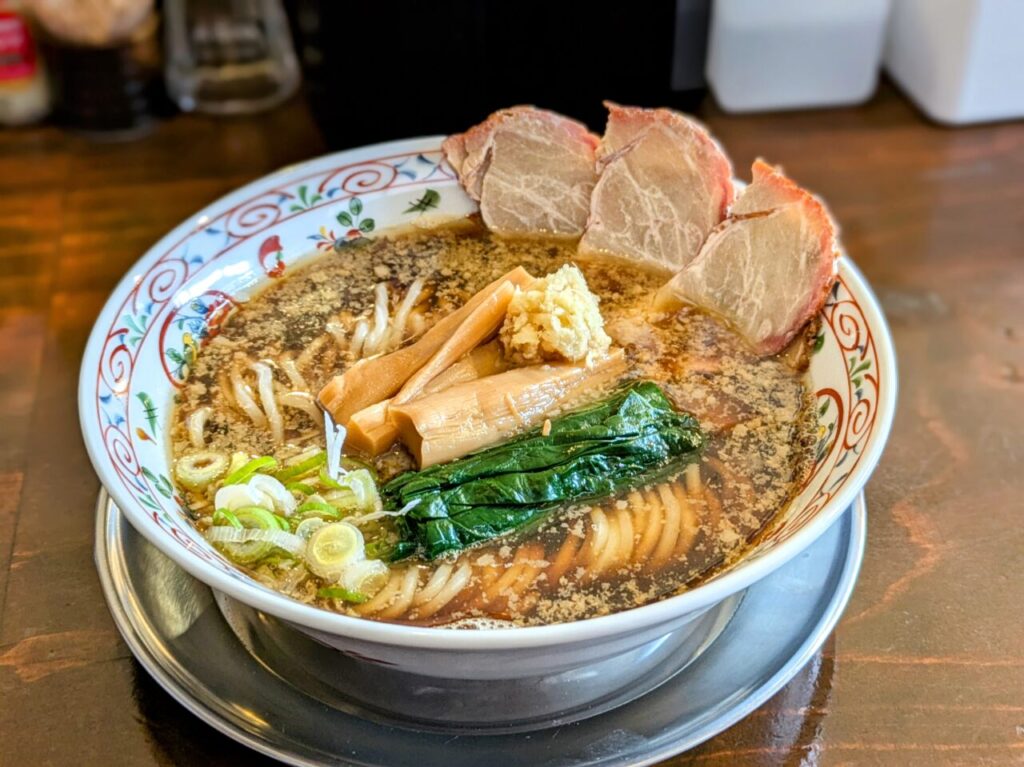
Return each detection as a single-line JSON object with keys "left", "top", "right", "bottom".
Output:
{"left": 95, "top": 490, "right": 866, "bottom": 766}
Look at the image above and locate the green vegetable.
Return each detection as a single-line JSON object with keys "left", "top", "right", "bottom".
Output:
{"left": 318, "top": 468, "right": 345, "bottom": 490}
{"left": 175, "top": 451, "right": 229, "bottom": 491}
{"left": 338, "top": 559, "right": 389, "bottom": 595}
{"left": 305, "top": 522, "right": 365, "bottom": 580}
{"left": 211, "top": 508, "right": 242, "bottom": 528}
{"left": 222, "top": 456, "right": 278, "bottom": 486}
{"left": 364, "top": 539, "right": 394, "bottom": 560}
{"left": 232, "top": 506, "right": 288, "bottom": 531}
{"left": 295, "top": 518, "right": 327, "bottom": 540}
{"left": 320, "top": 468, "right": 381, "bottom": 514}
{"left": 317, "top": 586, "right": 369, "bottom": 603}
{"left": 383, "top": 381, "right": 704, "bottom": 560}
{"left": 294, "top": 500, "right": 342, "bottom": 520}
{"left": 206, "top": 526, "right": 305, "bottom": 564}
{"left": 285, "top": 481, "right": 317, "bottom": 496}
{"left": 208, "top": 506, "right": 297, "bottom": 563}
{"left": 274, "top": 451, "right": 327, "bottom": 482}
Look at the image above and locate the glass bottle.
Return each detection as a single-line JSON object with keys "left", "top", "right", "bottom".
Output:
{"left": 0, "top": 0, "right": 50, "bottom": 126}
{"left": 164, "top": 0, "right": 300, "bottom": 115}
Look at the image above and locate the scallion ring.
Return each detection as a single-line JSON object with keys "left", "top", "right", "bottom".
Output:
{"left": 274, "top": 451, "right": 327, "bottom": 482}
{"left": 317, "top": 586, "right": 369, "bottom": 603}
{"left": 174, "top": 451, "right": 229, "bottom": 491}
{"left": 222, "top": 456, "right": 278, "bottom": 486}
{"left": 318, "top": 467, "right": 345, "bottom": 490}
{"left": 212, "top": 508, "right": 242, "bottom": 528}
{"left": 232, "top": 506, "right": 282, "bottom": 530}
{"left": 338, "top": 558, "right": 389, "bottom": 596}
{"left": 294, "top": 499, "right": 341, "bottom": 520}
{"left": 205, "top": 526, "right": 306, "bottom": 564}
{"left": 304, "top": 522, "right": 365, "bottom": 581}
{"left": 295, "top": 517, "right": 327, "bottom": 540}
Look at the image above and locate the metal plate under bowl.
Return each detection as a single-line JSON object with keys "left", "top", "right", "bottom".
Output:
{"left": 212, "top": 586, "right": 740, "bottom": 734}
{"left": 95, "top": 491, "right": 866, "bottom": 766}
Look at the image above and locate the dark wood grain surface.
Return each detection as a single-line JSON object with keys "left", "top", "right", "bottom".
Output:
{"left": 1, "top": 86, "right": 1022, "bottom": 766}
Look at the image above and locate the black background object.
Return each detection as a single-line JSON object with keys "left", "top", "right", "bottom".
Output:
{"left": 285, "top": 0, "right": 708, "bottom": 148}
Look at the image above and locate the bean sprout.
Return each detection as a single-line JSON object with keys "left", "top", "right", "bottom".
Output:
{"left": 349, "top": 318, "right": 369, "bottom": 358}
{"left": 362, "top": 282, "right": 391, "bottom": 356}
{"left": 280, "top": 357, "right": 308, "bottom": 391}
{"left": 230, "top": 367, "right": 267, "bottom": 428}
{"left": 387, "top": 277, "right": 424, "bottom": 350}
{"left": 187, "top": 406, "right": 211, "bottom": 449}
{"left": 278, "top": 391, "right": 320, "bottom": 420}
{"left": 251, "top": 361, "right": 284, "bottom": 444}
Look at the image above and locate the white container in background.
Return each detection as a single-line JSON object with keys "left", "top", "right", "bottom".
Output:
{"left": 885, "top": 0, "right": 1024, "bottom": 125}
{"left": 706, "top": 0, "right": 891, "bottom": 113}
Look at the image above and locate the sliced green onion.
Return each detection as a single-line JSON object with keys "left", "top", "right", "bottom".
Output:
{"left": 305, "top": 522, "right": 365, "bottom": 581}
{"left": 364, "top": 539, "right": 394, "bottom": 560}
{"left": 222, "top": 456, "right": 278, "bottom": 486}
{"left": 205, "top": 526, "right": 306, "bottom": 564}
{"left": 274, "top": 451, "right": 327, "bottom": 482}
{"left": 247, "top": 474, "right": 297, "bottom": 515}
{"left": 318, "top": 467, "right": 345, "bottom": 490}
{"left": 212, "top": 508, "right": 242, "bottom": 528}
{"left": 295, "top": 518, "right": 327, "bottom": 540}
{"left": 226, "top": 451, "right": 248, "bottom": 475}
{"left": 294, "top": 500, "right": 341, "bottom": 520}
{"left": 320, "top": 469, "right": 381, "bottom": 515}
{"left": 338, "top": 558, "right": 389, "bottom": 596}
{"left": 175, "top": 451, "right": 230, "bottom": 492}
{"left": 286, "top": 481, "right": 317, "bottom": 496}
{"left": 233, "top": 506, "right": 281, "bottom": 530}
{"left": 317, "top": 586, "right": 369, "bottom": 603}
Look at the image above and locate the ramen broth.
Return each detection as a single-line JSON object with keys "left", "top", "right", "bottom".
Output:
{"left": 171, "top": 222, "right": 818, "bottom": 626}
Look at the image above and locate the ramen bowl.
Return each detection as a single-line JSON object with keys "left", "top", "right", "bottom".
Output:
{"left": 80, "top": 137, "right": 896, "bottom": 729}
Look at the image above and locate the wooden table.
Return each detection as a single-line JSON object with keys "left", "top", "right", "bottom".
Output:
{"left": 1, "top": 86, "right": 1022, "bottom": 766}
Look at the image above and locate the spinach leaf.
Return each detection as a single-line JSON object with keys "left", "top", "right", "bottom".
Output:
{"left": 384, "top": 381, "right": 704, "bottom": 560}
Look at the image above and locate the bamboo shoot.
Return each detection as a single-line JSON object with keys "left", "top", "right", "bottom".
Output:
{"left": 318, "top": 267, "right": 533, "bottom": 424}
{"left": 391, "top": 350, "right": 628, "bottom": 468}
{"left": 346, "top": 342, "right": 510, "bottom": 455}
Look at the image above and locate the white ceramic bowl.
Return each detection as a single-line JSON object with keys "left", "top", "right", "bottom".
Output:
{"left": 80, "top": 137, "right": 896, "bottom": 713}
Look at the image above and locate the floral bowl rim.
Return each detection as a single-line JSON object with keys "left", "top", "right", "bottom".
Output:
{"left": 79, "top": 136, "right": 897, "bottom": 651}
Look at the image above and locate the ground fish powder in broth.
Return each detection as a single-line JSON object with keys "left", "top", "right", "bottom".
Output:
{"left": 171, "top": 222, "right": 819, "bottom": 626}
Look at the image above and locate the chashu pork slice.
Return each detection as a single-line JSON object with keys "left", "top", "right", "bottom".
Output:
{"left": 442, "top": 106, "right": 599, "bottom": 237}
{"left": 656, "top": 160, "right": 838, "bottom": 356}
{"left": 578, "top": 102, "right": 734, "bottom": 275}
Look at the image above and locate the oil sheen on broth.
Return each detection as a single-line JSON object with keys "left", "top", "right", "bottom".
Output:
{"left": 171, "top": 223, "right": 818, "bottom": 626}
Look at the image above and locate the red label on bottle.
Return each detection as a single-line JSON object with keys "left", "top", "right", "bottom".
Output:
{"left": 0, "top": 12, "right": 37, "bottom": 82}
